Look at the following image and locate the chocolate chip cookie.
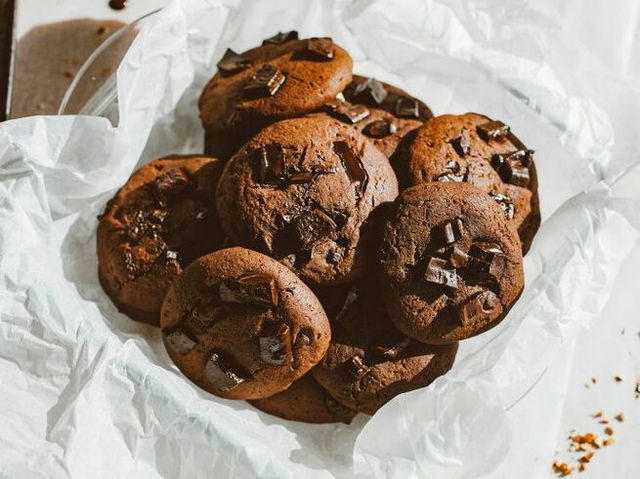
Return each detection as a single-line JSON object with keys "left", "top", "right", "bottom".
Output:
{"left": 397, "top": 113, "right": 540, "bottom": 253}
{"left": 97, "top": 155, "right": 224, "bottom": 326}
{"left": 249, "top": 371, "right": 356, "bottom": 423}
{"left": 313, "top": 283, "right": 458, "bottom": 414}
{"left": 160, "top": 247, "right": 331, "bottom": 400}
{"left": 377, "top": 182, "right": 524, "bottom": 344}
{"left": 200, "top": 33, "right": 353, "bottom": 160}
{"left": 215, "top": 115, "right": 399, "bottom": 287}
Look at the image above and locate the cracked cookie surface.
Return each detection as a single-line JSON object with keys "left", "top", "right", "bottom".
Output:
{"left": 97, "top": 155, "right": 224, "bottom": 326}
{"left": 160, "top": 247, "right": 330, "bottom": 400}
{"left": 377, "top": 182, "right": 524, "bottom": 344}
{"left": 215, "top": 115, "right": 399, "bottom": 287}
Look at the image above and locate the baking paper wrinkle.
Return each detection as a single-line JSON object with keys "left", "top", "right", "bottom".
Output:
{"left": 1, "top": 0, "right": 640, "bottom": 477}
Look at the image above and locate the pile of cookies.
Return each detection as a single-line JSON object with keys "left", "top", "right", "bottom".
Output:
{"left": 97, "top": 32, "right": 539, "bottom": 423}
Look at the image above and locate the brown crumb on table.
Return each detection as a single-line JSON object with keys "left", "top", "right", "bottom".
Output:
{"left": 553, "top": 461, "right": 574, "bottom": 477}
{"left": 604, "top": 426, "right": 614, "bottom": 436}
{"left": 635, "top": 381, "right": 640, "bottom": 399}
{"left": 63, "top": 70, "right": 74, "bottom": 79}
{"left": 614, "top": 376, "right": 622, "bottom": 382}
{"left": 591, "top": 377, "right": 597, "bottom": 384}
{"left": 615, "top": 413, "right": 625, "bottom": 422}
{"left": 578, "top": 452, "right": 594, "bottom": 464}
{"left": 97, "top": 25, "right": 109, "bottom": 35}
{"left": 599, "top": 419, "right": 609, "bottom": 424}
{"left": 593, "top": 411, "right": 603, "bottom": 418}
{"left": 603, "top": 438, "right": 615, "bottom": 446}
{"left": 578, "top": 463, "right": 586, "bottom": 472}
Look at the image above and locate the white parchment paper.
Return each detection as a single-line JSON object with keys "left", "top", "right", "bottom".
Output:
{"left": 2, "top": 0, "right": 640, "bottom": 477}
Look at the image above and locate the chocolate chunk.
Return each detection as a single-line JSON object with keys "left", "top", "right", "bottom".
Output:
{"left": 363, "top": 119, "right": 396, "bottom": 138}
{"left": 219, "top": 273, "right": 278, "bottom": 308}
{"left": 293, "top": 328, "right": 313, "bottom": 349}
{"left": 347, "top": 355, "right": 369, "bottom": 380}
{"left": 204, "top": 350, "right": 249, "bottom": 391}
{"left": 489, "top": 192, "right": 515, "bottom": 219}
{"left": 299, "top": 37, "right": 334, "bottom": 61}
{"left": 456, "top": 290, "right": 501, "bottom": 326}
{"left": 394, "top": 97, "right": 420, "bottom": 118}
{"left": 255, "top": 143, "right": 286, "bottom": 185}
{"left": 163, "top": 324, "right": 197, "bottom": 355}
{"left": 445, "top": 160, "right": 461, "bottom": 172}
{"left": 325, "top": 102, "right": 370, "bottom": 124}
{"left": 436, "top": 173, "right": 466, "bottom": 182}
{"left": 259, "top": 322, "right": 293, "bottom": 365}
{"left": 216, "top": 48, "right": 251, "bottom": 76}
{"left": 450, "top": 135, "right": 470, "bottom": 157}
{"left": 165, "top": 250, "right": 179, "bottom": 261}
{"left": 292, "top": 208, "right": 337, "bottom": 249}
{"left": 333, "top": 141, "right": 369, "bottom": 196}
{"left": 351, "top": 78, "right": 388, "bottom": 105}
{"left": 186, "top": 301, "right": 222, "bottom": 334}
{"left": 243, "top": 65, "right": 286, "bottom": 99}
{"left": 375, "top": 336, "right": 411, "bottom": 361}
{"left": 491, "top": 150, "right": 532, "bottom": 187}
{"left": 436, "top": 218, "right": 465, "bottom": 245}
{"left": 424, "top": 257, "right": 458, "bottom": 289}
{"left": 468, "top": 242, "right": 507, "bottom": 282}
{"left": 154, "top": 168, "right": 189, "bottom": 206}
{"left": 477, "top": 120, "right": 510, "bottom": 141}
{"left": 326, "top": 250, "right": 343, "bottom": 264}
{"left": 261, "top": 30, "right": 299, "bottom": 45}
{"left": 505, "top": 163, "right": 530, "bottom": 187}
{"left": 449, "top": 245, "right": 469, "bottom": 268}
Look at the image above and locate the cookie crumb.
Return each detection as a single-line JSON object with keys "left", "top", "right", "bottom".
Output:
{"left": 578, "top": 452, "right": 594, "bottom": 464}
{"left": 97, "top": 25, "right": 108, "bottom": 35}
{"left": 615, "top": 413, "right": 625, "bottom": 422}
{"left": 614, "top": 375, "right": 622, "bottom": 382}
{"left": 591, "top": 377, "right": 597, "bottom": 384}
{"left": 603, "top": 438, "right": 615, "bottom": 446}
{"left": 604, "top": 426, "right": 614, "bottom": 436}
{"left": 599, "top": 419, "right": 609, "bottom": 424}
{"left": 63, "top": 70, "right": 75, "bottom": 79}
{"left": 593, "top": 411, "right": 603, "bottom": 418}
{"left": 553, "top": 461, "right": 574, "bottom": 477}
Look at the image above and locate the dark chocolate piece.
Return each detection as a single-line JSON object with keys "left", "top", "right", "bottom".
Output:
{"left": 333, "top": 141, "right": 369, "bottom": 196}
{"left": 375, "top": 336, "right": 411, "bottom": 361}
{"left": 292, "top": 208, "right": 337, "bottom": 249}
{"left": 489, "top": 192, "right": 515, "bottom": 220}
{"left": 259, "top": 322, "right": 293, "bottom": 365}
{"left": 347, "top": 355, "right": 369, "bottom": 380}
{"left": 293, "top": 328, "right": 313, "bottom": 349}
{"left": 108, "top": 0, "right": 127, "bottom": 10}
{"left": 456, "top": 290, "right": 500, "bottom": 326}
{"left": 163, "top": 324, "right": 197, "bottom": 355}
{"left": 165, "top": 250, "right": 179, "bottom": 261}
{"left": 243, "top": 64, "right": 286, "bottom": 99}
{"left": 154, "top": 168, "right": 189, "bottom": 206}
{"left": 217, "top": 48, "right": 252, "bottom": 76}
{"left": 204, "top": 350, "right": 249, "bottom": 391}
{"left": 187, "top": 301, "right": 222, "bottom": 334}
{"left": 363, "top": 119, "right": 396, "bottom": 138}
{"left": 325, "top": 102, "right": 370, "bottom": 124}
{"left": 449, "top": 245, "right": 469, "bottom": 269}
{"left": 437, "top": 218, "right": 465, "bottom": 245}
{"left": 255, "top": 143, "right": 286, "bottom": 184}
{"left": 424, "top": 257, "right": 458, "bottom": 289}
{"left": 219, "top": 273, "right": 278, "bottom": 308}
{"left": 491, "top": 150, "right": 532, "bottom": 187}
{"left": 477, "top": 120, "right": 510, "bottom": 141}
{"left": 261, "top": 30, "right": 299, "bottom": 45}
{"left": 351, "top": 77, "right": 388, "bottom": 105}
{"left": 450, "top": 135, "right": 470, "bottom": 157}
{"left": 468, "top": 242, "right": 507, "bottom": 281}
{"left": 394, "top": 97, "right": 420, "bottom": 118}
{"left": 300, "top": 37, "right": 334, "bottom": 61}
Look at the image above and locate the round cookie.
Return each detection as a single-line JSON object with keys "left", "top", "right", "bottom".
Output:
{"left": 160, "top": 247, "right": 331, "bottom": 400}
{"left": 97, "top": 155, "right": 224, "bottom": 326}
{"left": 377, "top": 182, "right": 524, "bottom": 344}
{"left": 215, "top": 115, "right": 399, "bottom": 287}
{"left": 313, "top": 283, "right": 458, "bottom": 415}
{"left": 249, "top": 372, "right": 356, "bottom": 424}
{"left": 200, "top": 33, "right": 353, "bottom": 160}
{"left": 317, "top": 100, "right": 423, "bottom": 158}
{"left": 398, "top": 113, "right": 540, "bottom": 254}
{"left": 342, "top": 75, "right": 433, "bottom": 122}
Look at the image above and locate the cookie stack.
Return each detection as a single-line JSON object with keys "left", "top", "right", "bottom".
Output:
{"left": 97, "top": 32, "right": 539, "bottom": 423}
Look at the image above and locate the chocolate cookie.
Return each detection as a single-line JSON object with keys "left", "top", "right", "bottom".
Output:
{"left": 318, "top": 100, "right": 423, "bottom": 159}
{"left": 97, "top": 155, "right": 223, "bottom": 326}
{"left": 342, "top": 75, "right": 433, "bottom": 122}
{"left": 160, "top": 247, "right": 331, "bottom": 400}
{"left": 200, "top": 34, "right": 353, "bottom": 160}
{"left": 215, "top": 115, "right": 399, "bottom": 287}
{"left": 313, "top": 283, "right": 458, "bottom": 414}
{"left": 398, "top": 113, "right": 540, "bottom": 253}
{"left": 377, "top": 182, "right": 524, "bottom": 344}
{"left": 249, "top": 372, "right": 356, "bottom": 424}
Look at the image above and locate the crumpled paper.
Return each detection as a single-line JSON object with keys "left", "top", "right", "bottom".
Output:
{"left": 1, "top": 0, "right": 640, "bottom": 477}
